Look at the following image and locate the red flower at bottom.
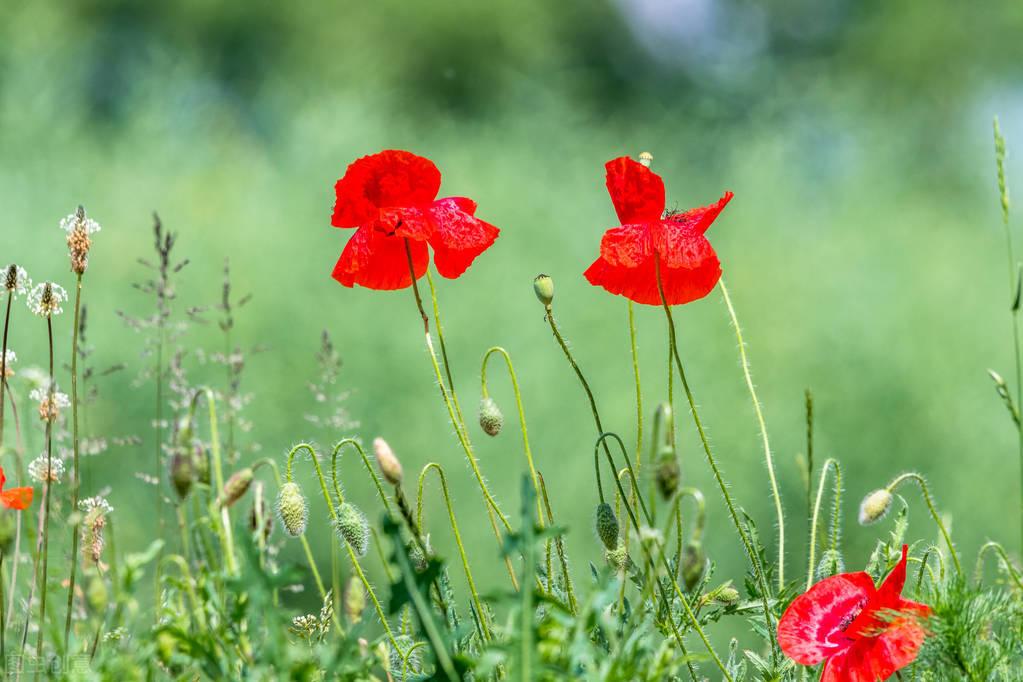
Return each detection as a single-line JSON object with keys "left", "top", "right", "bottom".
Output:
{"left": 0, "top": 467, "right": 32, "bottom": 510}
{"left": 778, "top": 545, "right": 930, "bottom": 681}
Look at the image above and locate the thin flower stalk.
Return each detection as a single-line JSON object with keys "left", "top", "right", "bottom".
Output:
{"left": 536, "top": 472, "right": 577, "bottom": 614}
{"left": 285, "top": 443, "right": 399, "bottom": 650}
{"left": 64, "top": 271, "right": 84, "bottom": 651}
{"left": 720, "top": 278, "right": 785, "bottom": 589}
{"left": 885, "top": 472, "right": 961, "bottom": 575}
{"left": 35, "top": 315, "right": 56, "bottom": 664}
{"left": 807, "top": 458, "right": 842, "bottom": 591}
{"left": 416, "top": 463, "right": 492, "bottom": 640}
{"left": 654, "top": 257, "right": 778, "bottom": 654}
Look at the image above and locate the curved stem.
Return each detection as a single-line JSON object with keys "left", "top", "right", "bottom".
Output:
{"left": 807, "top": 459, "right": 841, "bottom": 591}
{"left": 417, "top": 463, "right": 491, "bottom": 640}
{"left": 627, "top": 301, "right": 644, "bottom": 467}
{"left": 886, "top": 473, "right": 961, "bottom": 575}
{"left": 481, "top": 347, "right": 543, "bottom": 522}
{"left": 285, "top": 442, "right": 398, "bottom": 649}
{"left": 329, "top": 439, "right": 392, "bottom": 513}
{"left": 64, "top": 273, "right": 84, "bottom": 651}
{"left": 720, "top": 278, "right": 784, "bottom": 589}
{"left": 974, "top": 541, "right": 1023, "bottom": 590}
{"left": 654, "top": 259, "right": 777, "bottom": 653}
{"left": 424, "top": 270, "right": 468, "bottom": 431}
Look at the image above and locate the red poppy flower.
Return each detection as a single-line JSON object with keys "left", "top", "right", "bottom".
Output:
{"left": 330, "top": 150, "right": 499, "bottom": 290}
{"left": 584, "top": 156, "right": 732, "bottom": 306}
{"left": 778, "top": 545, "right": 930, "bottom": 681}
{"left": 0, "top": 467, "right": 32, "bottom": 510}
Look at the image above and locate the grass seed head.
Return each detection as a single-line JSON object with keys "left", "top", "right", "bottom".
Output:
{"left": 859, "top": 488, "right": 893, "bottom": 525}
{"left": 276, "top": 481, "right": 309, "bottom": 537}
{"left": 595, "top": 502, "right": 619, "bottom": 550}
{"left": 478, "top": 397, "right": 504, "bottom": 437}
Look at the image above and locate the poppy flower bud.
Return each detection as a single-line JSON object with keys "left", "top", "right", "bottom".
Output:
{"left": 335, "top": 502, "right": 370, "bottom": 556}
{"left": 478, "top": 398, "right": 504, "bottom": 437}
{"left": 343, "top": 575, "right": 365, "bottom": 624}
{"left": 219, "top": 467, "right": 254, "bottom": 508}
{"left": 712, "top": 584, "right": 740, "bottom": 606}
{"left": 372, "top": 437, "right": 403, "bottom": 485}
{"left": 276, "top": 481, "right": 309, "bottom": 537}
{"left": 816, "top": 549, "right": 845, "bottom": 581}
{"left": 637, "top": 151, "right": 654, "bottom": 168}
{"left": 858, "top": 489, "right": 893, "bottom": 525}
{"left": 407, "top": 537, "right": 431, "bottom": 572}
{"left": 681, "top": 541, "right": 706, "bottom": 591}
{"left": 652, "top": 403, "right": 679, "bottom": 499}
{"left": 594, "top": 503, "right": 619, "bottom": 551}
{"left": 533, "top": 274, "right": 554, "bottom": 307}
{"left": 170, "top": 449, "right": 193, "bottom": 500}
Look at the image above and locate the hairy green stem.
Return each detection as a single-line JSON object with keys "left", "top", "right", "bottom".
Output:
{"left": 886, "top": 473, "right": 961, "bottom": 575}
{"left": 974, "top": 541, "right": 1023, "bottom": 590}
{"left": 807, "top": 459, "right": 842, "bottom": 591}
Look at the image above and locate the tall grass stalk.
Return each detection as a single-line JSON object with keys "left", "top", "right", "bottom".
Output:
{"left": 63, "top": 272, "right": 84, "bottom": 651}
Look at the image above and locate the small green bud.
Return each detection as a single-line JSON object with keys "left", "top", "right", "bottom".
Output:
{"left": 478, "top": 397, "right": 504, "bottom": 437}
{"left": 655, "top": 460, "right": 680, "bottom": 500}
{"left": 712, "top": 585, "right": 740, "bottom": 606}
{"left": 336, "top": 502, "right": 370, "bottom": 556}
{"left": 276, "top": 481, "right": 309, "bottom": 537}
{"left": 594, "top": 503, "right": 619, "bottom": 551}
{"left": 343, "top": 575, "right": 365, "bottom": 624}
{"left": 858, "top": 489, "right": 893, "bottom": 525}
{"left": 533, "top": 274, "right": 554, "bottom": 306}
{"left": 681, "top": 541, "right": 706, "bottom": 591}
{"left": 219, "top": 467, "right": 254, "bottom": 508}
{"left": 373, "top": 437, "right": 403, "bottom": 485}
{"left": 170, "top": 449, "right": 193, "bottom": 500}
{"left": 816, "top": 549, "right": 845, "bottom": 581}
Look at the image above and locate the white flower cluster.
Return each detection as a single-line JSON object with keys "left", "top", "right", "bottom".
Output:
{"left": 28, "top": 454, "right": 65, "bottom": 483}
{"left": 27, "top": 282, "right": 68, "bottom": 317}
{"left": 29, "top": 386, "right": 70, "bottom": 409}
{"left": 79, "top": 496, "right": 114, "bottom": 515}
{"left": 59, "top": 211, "right": 102, "bottom": 235}
{"left": 2, "top": 265, "right": 30, "bottom": 296}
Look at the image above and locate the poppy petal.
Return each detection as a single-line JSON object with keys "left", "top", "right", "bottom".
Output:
{"left": 605, "top": 157, "right": 665, "bottom": 224}
{"left": 332, "top": 150, "right": 442, "bottom": 228}
{"left": 777, "top": 571, "right": 876, "bottom": 665}
{"left": 332, "top": 226, "right": 429, "bottom": 290}
{"left": 427, "top": 197, "right": 499, "bottom": 279}
{"left": 382, "top": 207, "right": 434, "bottom": 242}
{"left": 0, "top": 486, "right": 33, "bottom": 511}
{"left": 822, "top": 616, "right": 928, "bottom": 682}
{"left": 0, "top": 466, "right": 6, "bottom": 491}
{"left": 666, "top": 191, "right": 733, "bottom": 234}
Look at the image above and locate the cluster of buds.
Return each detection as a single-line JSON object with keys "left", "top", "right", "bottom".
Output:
{"left": 30, "top": 386, "right": 70, "bottom": 423}
{"left": 60, "top": 205, "right": 101, "bottom": 276}
{"left": 27, "top": 281, "right": 68, "bottom": 318}
{"left": 2, "top": 264, "right": 30, "bottom": 297}
{"left": 79, "top": 496, "right": 113, "bottom": 567}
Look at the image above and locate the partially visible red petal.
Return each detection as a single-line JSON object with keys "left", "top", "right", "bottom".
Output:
{"left": 848, "top": 545, "right": 916, "bottom": 637}
{"left": 777, "top": 572, "right": 876, "bottom": 666}
{"left": 331, "top": 226, "right": 429, "bottom": 290}
{"left": 0, "top": 486, "right": 33, "bottom": 510}
{"left": 379, "top": 207, "right": 434, "bottom": 242}
{"left": 0, "top": 466, "right": 6, "bottom": 491}
{"left": 666, "top": 191, "right": 733, "bottom": 234}
{"left": 427, "top": 197, "right": 499, "bottom": 279}
{"left": 605, "top": 157, "right": 665, "bottom": 224}
{"left": 822, "top": 616, "right": 928, "bottom": 682}
{"left": 332, "top": 150, "right": 441, "bottom": 228}
{"left": 652, "top": 221, "right": 720, "bottom": 271}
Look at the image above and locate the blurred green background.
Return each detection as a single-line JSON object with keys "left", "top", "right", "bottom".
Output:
{"left": 3, "top": 0, "right": 1023, "bottom": 649}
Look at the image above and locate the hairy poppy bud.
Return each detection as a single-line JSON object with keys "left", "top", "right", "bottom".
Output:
{"left": 533, "top": 274, "right": 554, "bottom": 307}
{"left": 595, "top": 503, "right": 619, "bottom": 551}
{"left": 276, "top": 481, "right": 309, "bottom": 537}
{"left": 343, "top": 575, "right": 365, "bottom": 624}
{"left": 372, "top": 437, "right": 403, "bottom": 485}
{"left": 712, "top": 584, "right": 740, "bottom": 606}
{"left": 336, "top": 502, "right": 370, "bottom": 557}
{"left": 219, "top": 467, "right": 254, "bottom": 508}
{"left": 170, "top": 449, "right": 193, "bottom": 500}
{"left": 681, "top": 541, "right": 706, "bottom": 591}
{"left": 816, "top": 549, "right": 845, "bottom": 581}
{"left": 858, "top": 489, "right": 893, "bottom": 525}
{"left": 652, "top": 403, "right": 679, "bottom": 499}
{"left": 478, "top": 398, "right": 503, "bottom": 437}
{"left": 605, "top": 544, "right": 635, "bottom": 574}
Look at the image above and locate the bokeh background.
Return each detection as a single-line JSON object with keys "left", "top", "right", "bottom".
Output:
{"left": 3, "top": 0, "right": 1023, "bottom": 649}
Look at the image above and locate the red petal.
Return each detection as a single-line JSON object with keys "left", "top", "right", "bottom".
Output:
{"left": 379, "top": 207, "right": 434, "bottom": 242}
{"left": 332, "top": 150, "right": 441, "bottom": 228}
{"left": 0, "top": 466, "right": 6, "bottom": 491}
{"left": 427, "top": 197, "right": 499, "bottom": 279}
{"left": 847, "top": 545, "right": 921, "bottom": 637}
{"left": 0, "top": 486, "right": 33, "bottom": 510}
{"left": 665, "top": 191, "right": 733, "bottom": 234}
{"left": 332, "top": 226, "right": 429, "bottom": 290}
{"left": 605, "top": 157, "right": 665, "bottom": 224}
{"left": 822, "top": 617, "right": 928, "bottom": 682}
{"left": 777, "top": 572, "right": 876, "bottom": 666}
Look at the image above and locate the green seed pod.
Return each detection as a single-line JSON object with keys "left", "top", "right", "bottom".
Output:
{"left": 594, "top": 503, "right": 619, "bottom": 551}
{"left": 681, "top": 541, "right": 706, "bottom": 591}
{"left": 533, "top": 274, "right": 554, "bottom": 306}
{"left": 816, "top": 549, "right": 845, "bottom": 581}
{"left": 276, "top": 482, "right": 309, "bottom": 537}
{"left": 343, "top": 575, "right": 365, "bottom": 624}
{"left": 219, "top": 467, "right": 254, "bottom": 508}
{"left": 713, "top": 585, "right": 740, "bottom": 606}
{"left": 0, "top": 511, "right": 15, "bottom": 555}
{"left": 605, "top": 544, "right": 634, "bottom": 574}
{"left": 478, "top": 397, "right": 504, "bottom": 437}
{"left": 336, "top": 502, "right": 370, "bottom": 557}
{"left": 858, "top": 489, "right": 893, "bottom": 525}
{"left": 170, "top": 449, "right": 193, "bottom": 500}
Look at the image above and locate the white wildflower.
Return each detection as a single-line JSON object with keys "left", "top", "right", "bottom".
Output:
{"left": 27, "top": 282, "right": 68, "bottom": 317}
{"left": 28, "top": 454, "right": 65, "bottom": 483}
{"left": 1, "top": 265, "right": 30, "bottom": 296}
{"left": 59, "top": 210, "right": 102, "bottom": 235}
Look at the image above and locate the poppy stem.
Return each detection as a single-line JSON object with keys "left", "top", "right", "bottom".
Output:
{"left": 807, "top": 459, "right": 842, "bottom": 591}
{"left": 0, "top": 290, "right": 12, "bottom": 452}
{"left": 974, "top": 541, "right": 1023, "bottom": 590}
{"left": 34, "top": 316, "right": 55, "bottom": 672}
{"left": 719, "top": 278, "right": 785, "bottom": 590}
{"left": 653, "top": 257, "right": 778, "bottom": 658}
{"left": 885, "top": 473, "right": 961, "bottom": 575}
{"left": 64, "top": 272, "right": 84, "bottom": 652}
